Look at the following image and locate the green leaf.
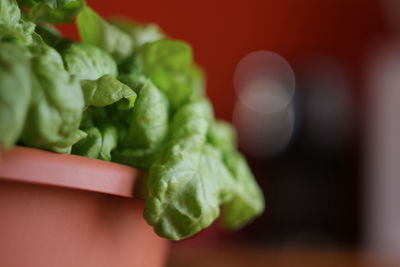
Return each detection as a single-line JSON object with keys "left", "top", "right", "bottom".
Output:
{"left": 208, "top": 121, "right": 264, "bottom": 230}
{"left": 124, "top": 78, "right": 168, "bottom": 149}
{"left": 98, "top": 124, "right": 118, "bottom": 161}
{"left": 221, "top": 151, "right": 265, "bottom": 230}
{"left": 71, "top": 126, "right": 102, "bottom": 158}
{"left": 150, "top": 65, "right": 204, "bottom": 109}
{"left": 112, "top": 147, "right": 157, "bottom": 170}
{"left": 1, "top": 0, "right": 21, "bottom": 26}
{"left": 0, "top": 43, "right": 31, "bottom": 149}
{"left": 137, "top": 39, "right": 192, "bottom": 75}
{"left": 77, "top": 6, "right": 133, "bottom": 62}
{"left": 135, "top": 40, "right": 205, "bottom": 108}
{"left": 0, "top": 0, "right": 35, "bottom": 44}
{"left": 144, "top": 99, "right": 229, "bottom": 240}
{"left": 118, "top": 54, "right": 141, "bottom": 76}
{"left": 144, "top": 139, "right": 234, "bottom": 240}
{"left": 62, "top": 43, "right": 117, "bottom": 80}
{"left": 169, "top": 98, "right": 213, "bottom": 139}
{"left": 144, "top": 98, "right": 264, "bottom": 239}
{"left": 34, "top": 23, "right": 61, "bottom": 46}
{"left": 207, "top": 120, "right": 237, "bottom": 152}
{"left": 80, "top": 74, "right": 136, "bottom": 108}
{"left": 19, "top": 0, "right": 85, "bottom": 23}
{"left": 187, "top": 64, "right": 206, "bottom": 98}
{"left": 21, "top": 45, "right": 85, "bottom": 153}
{"left": 71, "top": 114, "right": 119, "bottom": 161}
{"left": 110, "top": 17, "right": 165, "bottom": 48}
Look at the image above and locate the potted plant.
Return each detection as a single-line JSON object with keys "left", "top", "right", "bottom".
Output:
{"left": 0, "top": 1, "right": 265, "bottom": 267}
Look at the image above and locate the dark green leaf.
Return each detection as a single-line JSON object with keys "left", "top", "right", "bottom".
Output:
{"left": 71, "top": 126, "right": 101, "bottom": 158}
{"left": 34, "top": 23, "right": 61, "bottom": 46}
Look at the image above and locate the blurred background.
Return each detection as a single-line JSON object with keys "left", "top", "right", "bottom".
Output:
{"left": 62, "top": 0, "right": 400, "bottom": 266}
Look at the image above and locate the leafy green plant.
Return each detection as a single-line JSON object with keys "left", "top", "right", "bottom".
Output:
{"left": 0, "top": 0, "right": 264, "bottom": 240}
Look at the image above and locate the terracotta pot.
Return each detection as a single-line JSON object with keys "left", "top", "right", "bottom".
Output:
{"left": 0, "top": 146, "right": 168, "bottom": 267}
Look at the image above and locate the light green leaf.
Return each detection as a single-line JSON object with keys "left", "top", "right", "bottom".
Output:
{"left": 19, "top": 0, "right": 85, "bottom": 23}
{"left": 137, "top": 39, "right": 192, "bottom": 75}
{"left": 0, "top": 0, "right": 21, "bottom": 26}
{"left": 77, "top": 6, "right": 133, "bottom": 62}
{"left": 21, "top": 45, "right": 85, "bottom": 153}
{"left": 62, "top": 43, "right": 117, "bottom": 80}
{"left": 221, "top": 151, "right": 265, "bottom": 230}
{"left": 0, "top": 0, "right": 35, "bottom": 44}
{"left": 169, "top": 98, "right": 213, "bottom": 139}
{"left": 110, "top": 17, "right": 165, "bottom": 48}
{"left": 145, "top": 139, "right": 234, "bottom": 240}
{"left": 135, "top": 40, "right": 205, "bottom": 108}
{"left": 150, "top": 65, "right": 204, "bottom": 109}
{"left": 0, "top": 43, "right": 31, "bottom": 149}
{"left": 125, "top": 78, "right": 168, "bottom": 149}
{"left": 187, "top": 64, "right": 206, "bottom": 98}
{"left": 144, "top": 99, "right": 230, "bottom": 240}
{"left": 208, "top": 121, "right": 265, "bottom": 230}
{"left": 207, "top": 120, "right": 237, "bottom": 152}
{"left": 98, "top": 124, "right": 118, "bottom": 161}
{"left": 80, "top": 74, "right": 136, "bottom": 108}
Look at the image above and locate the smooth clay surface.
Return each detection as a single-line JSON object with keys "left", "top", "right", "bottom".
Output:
{"left": 0, "top": 147, "right": 168, "bottom": 267}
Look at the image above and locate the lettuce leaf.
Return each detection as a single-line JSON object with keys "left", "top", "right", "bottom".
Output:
{"left": 62, "top": 43, "right": 117, "bottom": 80}
{"left": 144, "top": 101, "right": 264, "bottom": 239}
{"left": 110, "top": 18, "right": 165, "bottom": 48}
{"left": 72, "top": 124, "right": 118, "bottom": 161}
{"left": 208, "top": 121, "right": 265, "bottom": 230}
{"left": 221, "top": 151, "right": 265, "bottom": 230}
{"left": 21, "top": 45, "right": 86, "bottom": 153}
{"left": 18, "top": 0, "right": 85, "bottom": 23}
{"left": 0, "top": 43, "right": 31, "bottom": 149}
{"left": 80, "top": 74, "right": 136, "bottom": 108}
{"left": 144, "top": 99, "right": 232, "bottom": 240}
{"left": 112, "top": 147, "right": 157, "bottom": 170}
{"left": 71, "top": 126, "right": 102, "bottom": 158}
{"left": 124, "top": 78, "right": 168, "bottom": 149}
{"left": 34, "top": 24, "right": 61, "bottom": 46}
{"left": 145, "top": 140, "right": 234, "bottom": 240}
{"left": 207, "top": 121, "right": 237, "bottom": 152}
{"left": 137, "top": 40, "right": 192, "bottom": 75}
{"left": 77, "top": 6, "right": 133, "bottom": 62}
{"left": 0, "top": 0, "right": 35, "bottom": 44}
{"left": 134, "top": 40, "right": 206, "bottom": 108}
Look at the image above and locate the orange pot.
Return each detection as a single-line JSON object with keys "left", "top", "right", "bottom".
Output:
{"left": 0, "top": 147, "right": 168, "bottom": 267}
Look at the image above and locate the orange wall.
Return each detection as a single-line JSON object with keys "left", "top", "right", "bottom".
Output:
{"left": 60, "top": 0, "right": 387, "bottom": 120}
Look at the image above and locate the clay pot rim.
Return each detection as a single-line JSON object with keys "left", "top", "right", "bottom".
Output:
{"left": 0, "top": 146, "right": 139, "bottom": 198}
